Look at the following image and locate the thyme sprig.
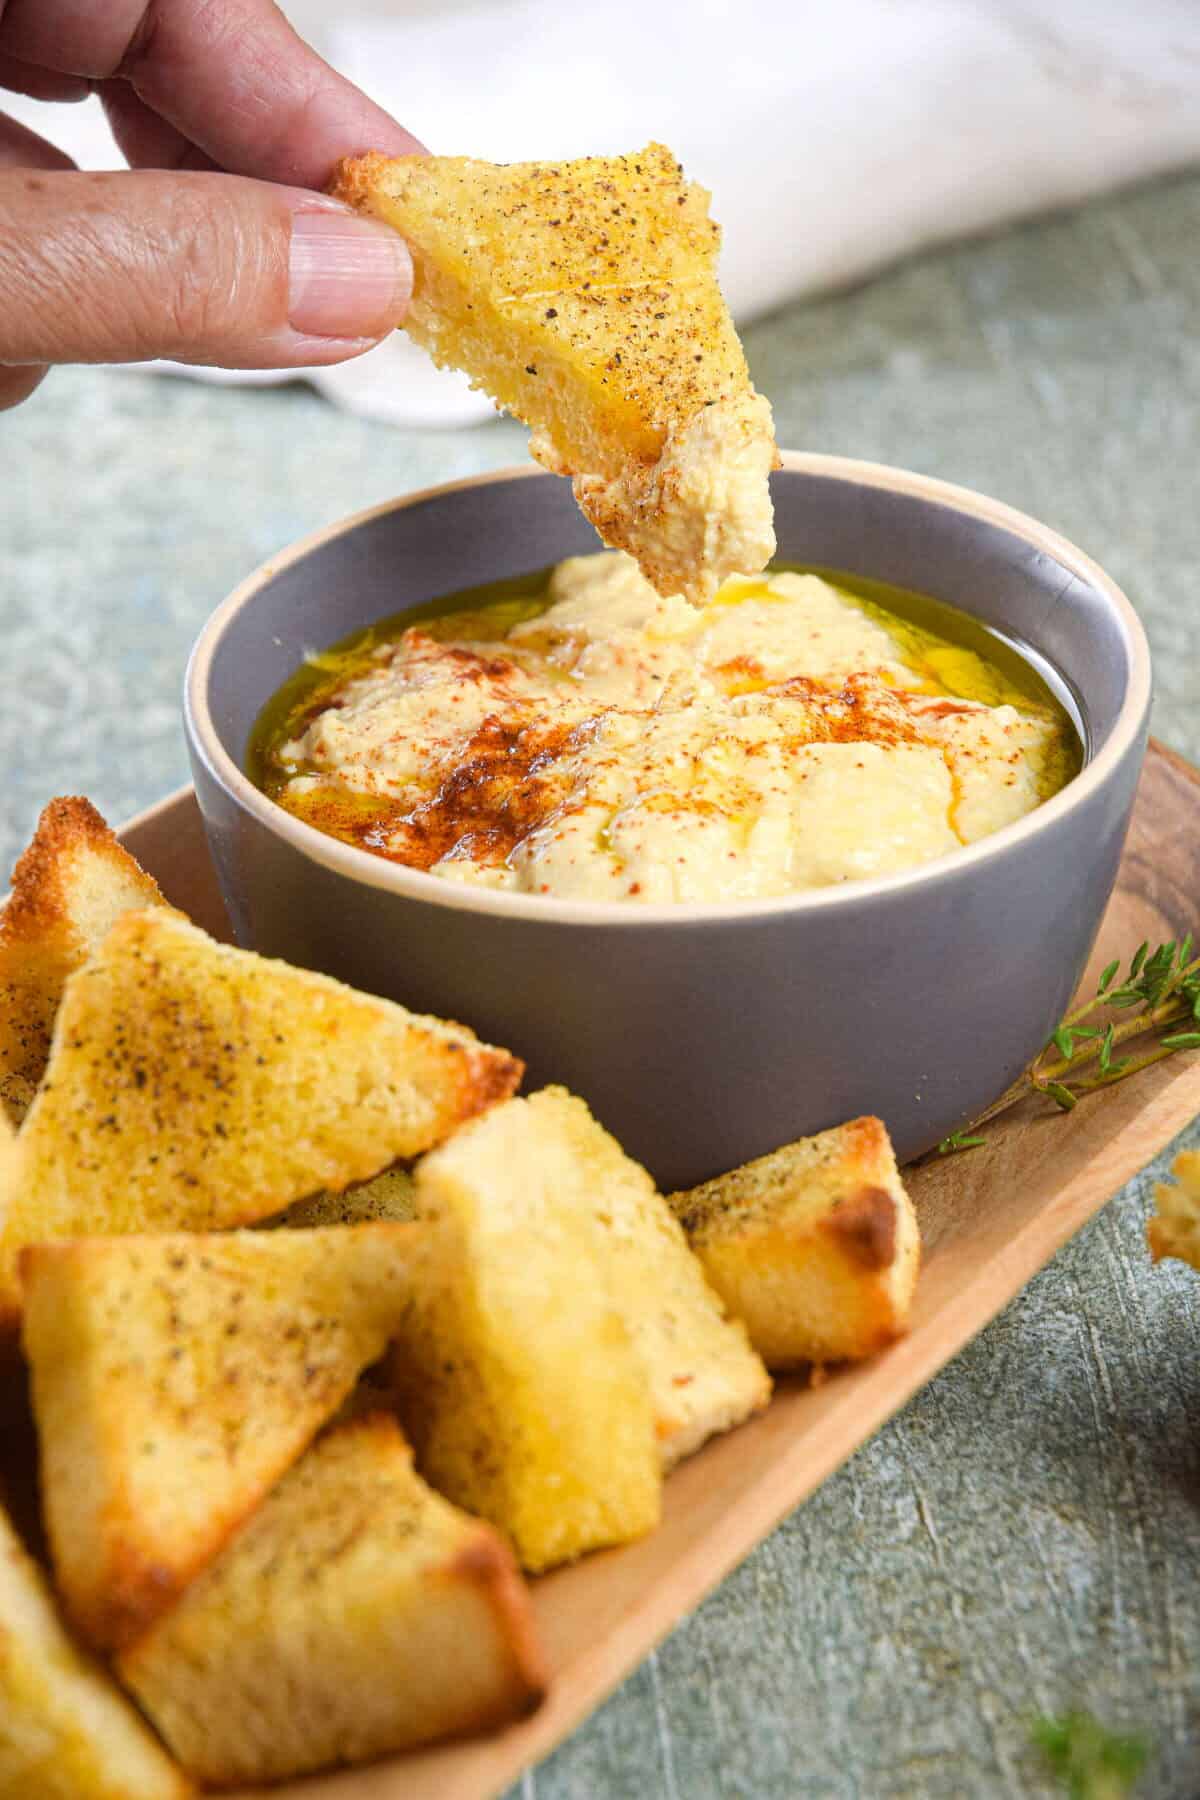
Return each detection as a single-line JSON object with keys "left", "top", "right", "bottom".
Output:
{"left": 937, "top": 936, "right": 1200, "bottom": 1155}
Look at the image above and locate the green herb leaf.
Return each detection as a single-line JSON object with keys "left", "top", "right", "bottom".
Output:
{"left": 1141, "top": 942, "right": 1178, "bottom": 1007}
{"left": 1031, "top": 1710, "right": 1150, "bottom": 1798}
{"left": 1160, "top": 1031, "right": 1200, "bottom": 1050}
{"left": 1098, "top": 959, "right": 1120, "bottom": 994}
{"left": 1053, "top": 1026, "right": 1075, "bottom": 1060}
{"left": 1130, "top": 942, "right": 1149, "bottom": 978}
{"left": 1046, "top": 1081, "right": 1078, "bottom": 1111}
{"left": 937, "top": 1129, "right": 988, "bottom": 1155}
{"left": 1099, "top": 1022, "right": 1116, "bottom": 1074}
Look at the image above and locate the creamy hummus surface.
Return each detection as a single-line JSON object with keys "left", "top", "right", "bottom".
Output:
{"left": 264, "top": 553, "right": 1076, "bottom": 904}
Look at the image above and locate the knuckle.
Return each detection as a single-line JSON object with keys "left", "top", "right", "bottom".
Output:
{"left": 161, "top": 192, "right": 233, "bottom": 344}
{"left": 0, "top": 170, "right": 285, "bottom": 366}
{"left": 151, "top": 182, "right": 282, "bottom": 355}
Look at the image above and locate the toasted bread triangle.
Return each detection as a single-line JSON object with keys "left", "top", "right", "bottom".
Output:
{"left": 0, "top": 798, "right": 173, "bottom": 1127}
{"left": 0, "top": 1500, "right": 189, "bottom": 1799}
{"left": 395, "top": 1092, "right": 662, "bottom": 1571}
{"left": 0, "top": 910, "right": 520, "bottom": 1324}
{"left": 275, "top": 1164, "right": 416, "bottom": 1228}
{"left": 21, "top": 1224, "right": 422, "bottom": 1651}
{"left": 669, "top": 1117, "right": 921, "bottom": 1366}
{"left": 117, "top": 1414, "right": 546, "bottom": 1787}
{"left": 1148, "top": 1150, "right": 1200, "bottom": 1269}
{"left": 332, "top": 144, "right": 778, "bottom": 604}
{"left": 525, "top": 1088, "right": 770, "bottom": 1466}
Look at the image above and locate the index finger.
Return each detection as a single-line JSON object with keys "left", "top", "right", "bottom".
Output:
{"left": 0, "top": 0, "right": 425, "bottom": 185}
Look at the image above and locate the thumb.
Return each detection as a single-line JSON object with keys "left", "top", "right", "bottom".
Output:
{"left": 0, "top": 169, "right": 412, "bottom": 370}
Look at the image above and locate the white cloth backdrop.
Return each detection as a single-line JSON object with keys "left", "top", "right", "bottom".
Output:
{"left": 6, "top": 0, "right": 1200, "bottom": 426}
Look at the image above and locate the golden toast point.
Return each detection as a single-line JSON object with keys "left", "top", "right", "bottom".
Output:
{"left": 388, "top": 1085, "right": 769, "bottom": 1572}
{"left": 117, "top": 1415, "right": 546, "bottom": 1787}
{"left": 525, "top": 1087, "right": 770, "bottom": 1468}
{"left": 394, "top": 1090, "right": 663, "bottom": 1571}
{"left": 21, "top": 1224, "right": 422, "bottom": 1651}
{"left": 670, "top": 1117, "right": 921, "bottom": 1367}
{"left": 0, "top": 909, "right": 521, "bottom": 1325}
{"left": 331, "top": 144, "right": 779, "bottom": 604}
{"left": 0, "top": 796, "right": 173, "bottom": 1127}
{"left": 0, "top": 1501, "right": 190, "bottom": 1799}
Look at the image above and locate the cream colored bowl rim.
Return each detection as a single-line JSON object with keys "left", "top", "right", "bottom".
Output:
{"left": 185, "top": 452, "right": 1152, "bottom": 929}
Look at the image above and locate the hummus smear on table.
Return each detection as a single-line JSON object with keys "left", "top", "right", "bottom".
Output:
{"left": 261, "top": 553, "right": 1076, "bottom": 904}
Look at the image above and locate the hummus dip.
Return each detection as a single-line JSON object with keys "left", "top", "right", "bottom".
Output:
{"left": 570, "top": 392, "right": 779, "bottom": 608}
{"left": 260, "top": 553, "right": 1077, "bottom": 904}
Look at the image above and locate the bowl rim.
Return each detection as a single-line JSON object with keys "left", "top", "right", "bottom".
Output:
{"left": 185, "top": 451, "right": 1152, "bottom": 929}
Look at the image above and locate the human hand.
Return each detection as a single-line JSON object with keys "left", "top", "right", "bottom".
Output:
{"left": 0, "top": 1, "right": 424, "bottom": 410}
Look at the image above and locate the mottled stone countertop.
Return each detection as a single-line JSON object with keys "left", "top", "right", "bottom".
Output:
{"left": 5, "top": 172, "right": 1200, "bottom": 1798}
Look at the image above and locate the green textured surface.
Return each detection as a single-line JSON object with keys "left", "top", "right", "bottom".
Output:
{"left": 4, "top": 171, "right": 1200, "bottom": 1798}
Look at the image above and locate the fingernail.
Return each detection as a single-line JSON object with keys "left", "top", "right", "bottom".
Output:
{"left": 288, "top": 208, "right": 412, "bottom": 340}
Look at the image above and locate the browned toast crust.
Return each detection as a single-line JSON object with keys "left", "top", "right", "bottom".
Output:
{"left": 668, "top": 1117, "right": 921, "bottom": 1368}
{"left": 0, "top": 797, "right": 170, "bottom": 1123}
{"left": 116, "top": 1414, "right": 547, "bottom": 1786}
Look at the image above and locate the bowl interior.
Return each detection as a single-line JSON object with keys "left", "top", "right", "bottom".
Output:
{"left": 201, "top": 466, "right": 1133, "bottom": 791}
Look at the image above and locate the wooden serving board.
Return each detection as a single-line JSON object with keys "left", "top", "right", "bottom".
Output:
{"left": 110, "top": 739, "right": 1200, "bottom": 1799}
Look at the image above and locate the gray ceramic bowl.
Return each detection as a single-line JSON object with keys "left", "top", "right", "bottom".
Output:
{"left": 185, "top": 454, "right": 1151, "bottom": 1189}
